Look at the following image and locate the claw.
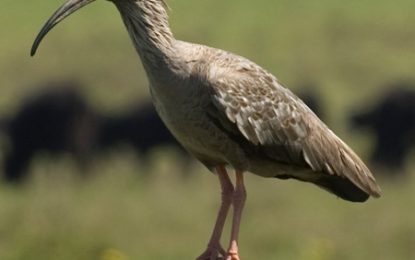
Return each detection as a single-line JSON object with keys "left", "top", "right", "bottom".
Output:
{"left": 196, "top": 244, "right": 226, "bottom": 260}
{"left": 225, "top": 252, "right": 240, "bottom": 260}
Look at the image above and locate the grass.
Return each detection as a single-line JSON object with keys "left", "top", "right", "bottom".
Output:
{"left": 0, "top": 151, "right": 414, "bottom": 260}
{"left": 0, "top": 0, "right": 415, "bottom": 259}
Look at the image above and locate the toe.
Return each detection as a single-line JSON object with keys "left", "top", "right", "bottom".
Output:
{"left": 226, "top": 252, "right": 240, "bottom": 260}
{"left": 196, "top": 246, "right": 226, "bottom": 260}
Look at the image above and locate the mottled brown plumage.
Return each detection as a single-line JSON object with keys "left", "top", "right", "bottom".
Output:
{"left": 31, "top": 0, "right": 381, "bottom": 259}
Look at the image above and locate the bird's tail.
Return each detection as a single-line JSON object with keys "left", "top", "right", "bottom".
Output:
{"left": 301, "top": 123, "right": 382, "bottom": 202}
{"left": 313, "top": 175, "right": 370, "bottom": 202}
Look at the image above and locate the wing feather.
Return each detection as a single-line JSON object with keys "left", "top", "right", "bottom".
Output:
{"left": 206, "top": 56, "right": 381, "bottom": 198}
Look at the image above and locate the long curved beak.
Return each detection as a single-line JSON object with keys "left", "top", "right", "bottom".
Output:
{"left": 31, "top": 0, "right": 96, "bottom": 56}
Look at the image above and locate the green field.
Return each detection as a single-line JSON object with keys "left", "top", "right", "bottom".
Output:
{"left": 0, "top": 153, "right": 414, "bottom": 260}
{"left": 0, "top": 0, "right": 415, "bottom": 259}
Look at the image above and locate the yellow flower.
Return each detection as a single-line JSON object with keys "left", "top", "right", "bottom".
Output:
{"left": 100, "top": 248, "right": 128, "bottom": 260}
{"left": 300, "top": 238, "right": 335, "bottom": 260}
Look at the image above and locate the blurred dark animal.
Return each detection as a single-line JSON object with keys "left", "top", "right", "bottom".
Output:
{"left": 2, "top": 82, "right": 185, "bottom": 183}
{"left": 3, "top": 82, "right": 96, "bottom": 182}
{"left": 350, "top": 84, "right": 415, "bottom": 172}
{"left": 298, "top": 90, "right": 324, "bottom": 120}
{"left": 97, "top": 102, "right": 183, "bottom": 154}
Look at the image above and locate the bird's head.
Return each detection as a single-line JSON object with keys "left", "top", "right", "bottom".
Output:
{"left": 31, "top": 0, "right": 97, "bottom": 56}
{"left": 31, "top": 0, "right": 170, "bottom": 56}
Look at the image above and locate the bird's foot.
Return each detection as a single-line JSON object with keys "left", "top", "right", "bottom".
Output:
{"left": 196, "top": 244, "right": 227, "bottom": 260}
{"left": 225, "top": 241, "right": 240, "bottom": 260}
{"left": 225, "top": 251, "right": 240, "bottom": 260}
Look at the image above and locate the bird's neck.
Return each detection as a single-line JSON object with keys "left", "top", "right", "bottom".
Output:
{"left": 114, "top": 0, "right": 176, "bottom": 76}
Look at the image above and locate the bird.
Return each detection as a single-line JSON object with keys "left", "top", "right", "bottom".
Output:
{"left": 31, "top": 0, "right": 381, "bottom": 259}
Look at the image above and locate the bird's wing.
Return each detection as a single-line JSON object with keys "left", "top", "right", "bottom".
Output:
{"left": 205, "top": 56, "right": 381, "bottom": 198}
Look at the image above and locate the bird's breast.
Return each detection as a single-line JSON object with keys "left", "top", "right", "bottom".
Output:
{"left": 149, "top": 81, "right": 248, "bottom": 169}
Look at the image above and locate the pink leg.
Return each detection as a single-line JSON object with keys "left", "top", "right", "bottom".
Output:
{"left": 197, "top": 165, "right": 234, "bottom": 260}
{"left": 226, "top": 171, "right": 246, "bottom": 260}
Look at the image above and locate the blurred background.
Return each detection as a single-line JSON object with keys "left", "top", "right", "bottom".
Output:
{"left": 1, "top": 0, "right": 415, "bottom": 259}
